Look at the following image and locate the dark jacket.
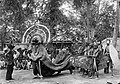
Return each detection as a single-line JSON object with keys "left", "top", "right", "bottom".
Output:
{"left": 5, "top": 50, "right": 14, "bottom": 65}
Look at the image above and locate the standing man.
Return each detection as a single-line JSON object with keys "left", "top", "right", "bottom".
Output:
{"left": 104, "top": 40, "right": 113, "bottom": 74}
{"left": 5, "top": 43, "right": 15, "bottom": 80}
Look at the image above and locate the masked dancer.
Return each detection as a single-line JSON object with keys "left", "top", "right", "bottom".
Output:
{"left": 28, "top": 37, "right": 47, "bottom": 79}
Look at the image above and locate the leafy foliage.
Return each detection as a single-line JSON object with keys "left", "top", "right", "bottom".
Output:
{"left": 73, "top": 0, "right": 95, "bottom": 8}
{"left": 38, "top": 0, "right": 71, "bottom": 38}
{"left": 3, "top": 0, "right": 35, "bottom": 26}
{"left": 42, "top": 0, "right": 66, "bottom": 27}
{"left": 0, "top": 0, "right": 36, "bottom": 49}
{"left": 95, "top": 4, "right": 115, "bottom": 41}
{"left": 0, "top": 0, "right": 116, "bottom": 49}
{"left": 72, "top": 0, "right": 115, "bottom": 41}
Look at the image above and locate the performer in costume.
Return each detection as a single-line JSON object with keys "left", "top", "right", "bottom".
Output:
{"left": 28, "top": 37, "right": 48, "bottom": 78}
{"left": 96, "top": 43, "right": 104, "bottom": 71}
{"left": 5, "top": 43, "right": 15, "bottom": 80}
{"left": 22, "top": 24, "right": 75, "bottom": 77}
{"left": 88, "top": 43, "right": 96, "bottom": 78}
{"left": 87, "top": 41, "right": 100, "bottom": 78}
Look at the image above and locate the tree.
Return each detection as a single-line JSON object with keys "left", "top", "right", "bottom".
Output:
{"left": 0, "top": 0, "right": 35, "bottom": 49}
{"left": 73, "top": 0, "right": 98, "bottom": 42}
{"left": 38, "top": 0, "right": 75, "bottom": 40}
{"left": 95, "top": 2, "right": 115, "bottom": 41}
{"left": 42, "top": 0, "right": 69, "bottom": 29}
{"left": 112, "top": 0, "right": 119, "bottom": 47}
{"left": 72, "top": 0, "right": 115, "bottom": 42}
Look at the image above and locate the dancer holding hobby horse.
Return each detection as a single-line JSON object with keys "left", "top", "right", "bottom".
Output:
{"left": 28, "top": 38, "right": 47, "bottom": 79}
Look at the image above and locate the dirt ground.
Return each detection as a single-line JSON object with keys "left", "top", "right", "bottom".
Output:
{"left": 0, "top": 67, "right": 120, "bottom": 84}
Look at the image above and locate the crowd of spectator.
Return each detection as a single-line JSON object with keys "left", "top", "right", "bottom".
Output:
{"left": 14, "top": 59, "right": 32, "bottom": 70}
{"left": 0, "top": 58, "right": 32, "bottom": 70}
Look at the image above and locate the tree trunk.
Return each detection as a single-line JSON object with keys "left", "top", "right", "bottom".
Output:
{"left": 86, "top": 5, "right": 91, "bottom": 43}
{"left": 112, "top": 0, "right": 119, "bottom": 47}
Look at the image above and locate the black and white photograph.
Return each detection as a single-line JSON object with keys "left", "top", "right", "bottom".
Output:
{"left": 0, "top": 0, "right": 120, "bottom": 84}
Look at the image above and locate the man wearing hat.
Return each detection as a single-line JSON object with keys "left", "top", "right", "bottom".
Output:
{"left": 5, "top": 43, "right": 15, "bottom": 80}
